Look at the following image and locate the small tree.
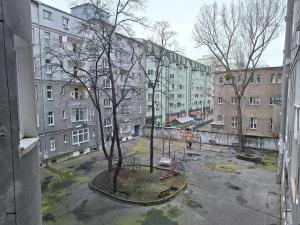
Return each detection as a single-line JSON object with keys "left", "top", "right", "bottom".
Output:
{"left": 193, "top": 0, "right": 284, "bottom": 151}
{"left": 139, "top": 21, "right": 176, "bottom": 173}
{"left": 47, "top": 0, "right": 145, "bottom": 192}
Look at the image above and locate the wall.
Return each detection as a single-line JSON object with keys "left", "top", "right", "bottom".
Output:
{"left": 0, "top": 0, "right": 42, "bottom": 224}
{"left": 143, "top": 126, "right": 278, "bottom": 151}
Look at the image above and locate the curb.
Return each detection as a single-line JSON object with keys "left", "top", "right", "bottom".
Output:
{"left": 89, "top": 165, "right": 187, "bottom": 206}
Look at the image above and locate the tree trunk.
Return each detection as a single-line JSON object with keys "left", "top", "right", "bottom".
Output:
{"left": 108, "top": 157, "right": 113, "bottom": 173}
{"left": 236, "top": 97, "right": 244, "bottom": 152}
{"left": 149, "top": 90, "right": 156, "bottom": 173}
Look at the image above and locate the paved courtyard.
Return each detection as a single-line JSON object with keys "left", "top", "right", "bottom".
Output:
{"left": 41, "top": 138, "right": 281, "bottom": 225}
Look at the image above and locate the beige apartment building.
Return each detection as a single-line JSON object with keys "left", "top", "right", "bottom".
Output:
{"left": 211, "top": 66, "right": 283, "bottom": 138}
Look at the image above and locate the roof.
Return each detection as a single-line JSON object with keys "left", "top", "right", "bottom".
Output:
{"left": 214, "top": 66, "right": 283, "bottom": 75}
{"left": 175, "top": 117, "right": 194, "bottom": 124}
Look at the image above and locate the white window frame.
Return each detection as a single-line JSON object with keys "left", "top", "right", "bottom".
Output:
{"left": 62, "top": 17, "right": 69, "bottom": 29}
{"left": 50, "top": 138, "right": 56, "bottom": 151}
{"left": 71, "top": 108, "right": 88, "bottom": 122}
{"left": 250, "top": 117, "right": 257, "bottom": 129}
{"left": 218, "top": 97, "right": 223, "bottom": 104}
{"left": 104, "top": 99, "right": 112, "bottom": 108}
{"left": 46, "top": 85, "right": 53, "bottom": 100}
{"left": 231, "top": 97, "right": 237, "bottom": 104}
{"left": 63, "top": 134, "right": 68, "bottom": 143}
{"left": 43, "top": 10, "right": 52, "bottom": 20}
{"left": 48, "top": 112, "right": 54, "bottom": 126}
{"left": 104, "top": 118, "right": 112, "bottom": 127}
{"left": 62, "top": 111, "right": 66, "bottom": 120}
{"left": 217, "top": 115, "right": 224, "bottom": 122}
{"left": 256, "top": 75, "right": 261, "bottom": 84}
{"left": 72, "top": 128, "right": 89, "bottom": 145}
{"left": 249, "top": 97, "right": 260, "bottom": 105}
{"left": 44, "top": 31, "right": 50, "bottom": 46}
{"left": 103, "top": 78, "right": 111, "bottom": 88}
{"left": 278, "top": 74, "right": 283, "bottom": 84}
{"left": 270, "top": 74, "right": 276, "bottom": 84}
{"left": 231, "top": 117, "right": 238, "bottom": 128}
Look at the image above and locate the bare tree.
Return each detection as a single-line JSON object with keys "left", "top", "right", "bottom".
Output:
{"left": 46, "top": 0, "right": 145, "bottom": 192}
{"left": 138, "top": 21, "right": 176, "bottom": 173}
{"left": 193, "top": 0, "right": 284, "bottom": 151}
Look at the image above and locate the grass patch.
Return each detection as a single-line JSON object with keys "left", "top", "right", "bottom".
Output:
{"left": 257, "top": 152, "right": 277, "bottom": 171}
{"left": 207, "top": 163, "right": 239, "bottom": 173}
{"left": 91, "top": 166, "right": 186, "bottom": 202}
{"left": 42, "top": 166, "right": 89, "bottom": 214}
{"left": 129, "top": 138, "right": 146, "bottom": 156}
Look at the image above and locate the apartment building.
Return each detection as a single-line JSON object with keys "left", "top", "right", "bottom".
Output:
{"left": 31, "top": 1, "right": 144, "bottom": 163}
{"left": 142, "top": 40, "right": 213, "bottom": 126}
{"left": 280, "top": 0, "right": 300, "bottom": 224}
{"left": 212, "top": 66, "right": 283, "bottom": 138}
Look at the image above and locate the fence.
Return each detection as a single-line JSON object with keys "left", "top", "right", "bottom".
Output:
{"left": 143, "top": 126, "right": 278, "bottom": 151}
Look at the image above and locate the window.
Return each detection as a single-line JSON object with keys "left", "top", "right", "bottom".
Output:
{"left": 102, "top": 58, "right": 108, "bottom": 68}
{"left": 72, "top": 128, "right": 89, "bottom": 145}
{"left": 178, "top": 94, "right": 182, "bottom": 99}
{"left": 170, "top": 74, "right": 174, "bottom": 79}
{"left": 179, "top": 85, "right": 184, "bottom": 90}
{"left": 103, "top": 79, "right": 111, "bottom": 88}
{"left": 148, "top": 82, "right": 152, "bottom": 88}
{"left": 43, "top": 10, "right": 52, "bottom": 20}
{"left": 169, "top": 94, "right": 174, "bottom": 99}
{"left": 231, "top": 97, "right": 237, "bottom": 104}
{"left": 74, "top": 88, "right": 79, "bottom": 99}
{"left": 35, "top": 85, "right": 38, "bottom": 100}
{"left": 218, "top": 97, "right": 223, "bottom": 104}
{"left": 104, "top": 99, "right": 112, "bottom": 108}
{"left": 250, "top": 117, "right": 257, "bottom": 129}
{"left": 250, "top": 75, "right": 255, "bottom": 84}
{"left": 62, "top": 111, "right": 66, "bottom": 119}
{"left": 46, "top": 85, "right": 53, "bottom": 100}
{"left": 104, "top": 118, "right": 112, "bottom": 127}
{"left": 269, "top": 97, "right": 282, "bottom": 105}
{"left": 59, "top": 35, "right": 63, "bottom": 44}
{"left": 64, "top": 134, "right": 68, "bottom": 143}
{"left": 61, "top": 86, "right": 65, "bottom": 95}
{"left": 48, "top": 112, "right": 54, "bottom": 126}
{"left": 45, "top": 59, "right": 52, "bottom": 74}
{"left": 71, "top": 108, "right": 88, "bottom": 122}
{"left": 217, "top": 115, "right": 224, "bottom": 122}
{"left": 270, "top": 74, "right": 276, "bottom": 84}
{"left": 148, "top": 94, "right": 152, "bottom": 100}
{"left": 148, "top": 69, "right": 154, "bottom": 76}
{"left": 62, "top": 17, "right": 69, "bottom": 29}
{"left": 121, "top": 106, "right": 131, "bottom": 115}
{"left": 231, "top": 117, "right": 238, "bottom": 128}
{"left": 50, "top": 138, "right": 56, "bottom": 151}
{"left": 270, "top": 118, "right": 273, "bottom": 130}
{"left": 278, "top": 74, "right": 283, "bottom": 83}
{"left": 219, "top": 77, "right": 223, "bottom": 84}
{"left": 171, "top": 84, "right": 175, "bottom": 89}
{"left": 249, "top": 97, "right": 260, "bottom": 105}
{"left": 44, "top": 31, "right": 50, "bottom": 46}
{"left": 256, "top": 75, "right": 261, "bottom": 84}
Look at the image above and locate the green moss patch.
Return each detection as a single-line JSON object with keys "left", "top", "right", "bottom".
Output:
{"left": 91, "top": 166, "right": 186, "bottom": 203}
{"left": 207, "top": 163, "right": 239, "bottom": 173}
{"left": 42, "top": 167, "right": 89, "bottom": 214}
{"left": 257, "top": 152, "right": 277, "bottom": 171}
{"left": 129, "top": 138, "right": 147, "bottom": 156}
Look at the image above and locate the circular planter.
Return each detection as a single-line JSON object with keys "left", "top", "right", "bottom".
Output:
{"left": 89, "top": 165, "right": 187, "bottom": 206}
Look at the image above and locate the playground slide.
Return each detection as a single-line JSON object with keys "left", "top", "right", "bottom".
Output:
{"left": 159, "top": 163, "right": 177, "bottom": 181}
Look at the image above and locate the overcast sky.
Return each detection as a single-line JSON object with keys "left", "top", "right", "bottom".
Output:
{"left": 40, "top": 0, "right": 285, "bottom": 66}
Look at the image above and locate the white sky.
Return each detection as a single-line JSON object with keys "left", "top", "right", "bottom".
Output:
{"left": 40, "top": 0, "right": 285, "bottom": 66}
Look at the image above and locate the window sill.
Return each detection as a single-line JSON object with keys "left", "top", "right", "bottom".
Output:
{"left": 19, "top": 137, "right": 39, "bottom": 158}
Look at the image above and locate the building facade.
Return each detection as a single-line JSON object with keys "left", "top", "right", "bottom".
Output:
{"left": 280, "top": 0, "right": 300, "bottom": 224}
{"left": 212, "top": 66, "right": 283, "bottom": 138}
{"left": 143, "top": 41, "right": 213, "bottom": 127}
{"left": 0, "top": 0, "right": 42, "bottom": 224}
{"left": 31, "top": 1, "right": 144, "bottom": 163}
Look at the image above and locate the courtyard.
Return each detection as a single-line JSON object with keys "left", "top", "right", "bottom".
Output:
{"left": 41, "top": 138, "right": 280, "bottom": 225}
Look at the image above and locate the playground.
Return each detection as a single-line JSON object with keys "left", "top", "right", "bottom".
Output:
{"left": 41, "top": 137, "right": 280, "bottom": 225}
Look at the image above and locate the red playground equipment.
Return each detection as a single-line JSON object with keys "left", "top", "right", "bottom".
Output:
{"left": 159, "top": 162, "right": 178, "bottom": 181}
